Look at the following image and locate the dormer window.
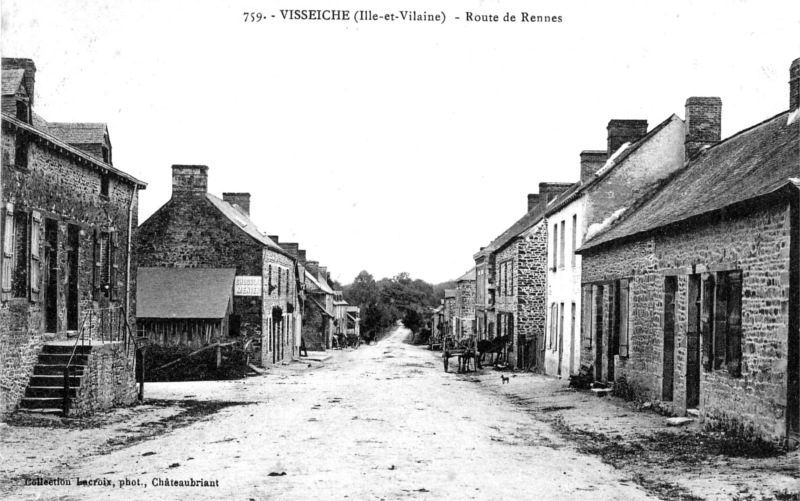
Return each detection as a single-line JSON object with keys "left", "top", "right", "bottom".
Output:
{"left": 100, "top": 173, "right": 110, "bottom": 198}
{"left": 16, "top": 100, "right": 29, "bottom": 123}
{"left": 102, "top": 145, "right": 110, "bottom": 164}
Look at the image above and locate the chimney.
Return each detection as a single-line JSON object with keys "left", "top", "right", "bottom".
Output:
{"left": 2, "top": 58, "right": 36, "bottom": 107}
{"left": 538, "top": 182, "right": 573, "bottom": 211}
{"left": 171, "top": 165, "right": 208, "bottom": 196}
{"left": 607, "top": 119, "right": 648, "bottom": 155}
{"left": 790, "top": 57, "right": 800, "bottom": 111}
{"left": 267, "top": 235, "right": 279, "bottom": 244}
{"left": 580, "top": 150, "right": 608, "bottom": 183}
{"left": 684, "top": 97, "right": 722, "bottom": 160}
{"left": 298, "top": 249, "right": 307, "bottom": 264}
{"left": 305, "top": 261, "right": 319, "bottom": 277}
{"left": 527, "top": 194, "right": 540, "bottom": 212}
{"left": 279, "top": 242, "right": 299, "bottom": 258}
{"left": 222, "top": 193, "right": 250, "bottom": 215}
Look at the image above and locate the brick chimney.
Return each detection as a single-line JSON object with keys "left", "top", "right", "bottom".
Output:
{"left": 222, "top": 193, "right": 250, "bottom": 215}
{"left": 305, "top": 261, "right": 319, "bottom": 277}
{"left": 171, "top": 165, "right": 208, "bottom": 196}
{"left": 607, "top": 120, "right": 648, "bottom": 155}
{"left": 279, "top": 242, "right": 299, "bottom": 258}
{"left": 580, "top": 150, "right": 608, "bottom": 183}
{"left": 685, "top": 97, "right": 722, "bottom": 160}
{"left": 298, "top": 249, "right": 307, "bottom": 264}
{"left": 319, "top": 266, "right": 328, "bottom": 282}
{"left": 2, "top": 58, "right": 36, "bottom": 108}
{"left": 538, "top": 182, "right": 573, "bottom": 211}
{"left": 527, "top": 194, "right": 540, "bottom": 212}
{"left": 790, "top": 57, "right": 800, "bottom": 111}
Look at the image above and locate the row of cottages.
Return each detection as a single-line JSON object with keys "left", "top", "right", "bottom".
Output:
{"left": 471, "top": 183, "right": 571, "bottom": 371}
{"left": 1, "top": 58, "right": 146, "bottom": 418}
{"left": 544, "top": 113, "right": 686, "bottom": 377}
{"left": 574, "top": 59, "right": 800, "bottom": 442}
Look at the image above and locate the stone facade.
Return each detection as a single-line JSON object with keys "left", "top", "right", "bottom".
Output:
{"left": 581, "top": 201, "right": 794, "bottom": 441}
{"left": 455, "top": 275, "right": 475, "bottom": 339}
{"left": 1, "top": 58, "right": 144, "bottom": 419}
{"left": 135, "top": 165, "right": 298, "bottom": 368}
{"left": 69, "top": 342, "right": 137, "bottom": 417}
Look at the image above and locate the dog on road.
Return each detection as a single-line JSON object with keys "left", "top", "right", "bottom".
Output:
{"left": 501, "top": 375, "right": 509, "bottom": 384}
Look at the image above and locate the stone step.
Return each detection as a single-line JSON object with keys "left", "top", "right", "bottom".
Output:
{"left": 33, "top": 364, "right": 86, "bottom": 376}
{"left": 41, "top": 344, "right": 93, "bottom": 355}
{"left": 16, "top": 408, "right": 63, "bottom": 416}
{"left": 37, "top": 353, "right": 88, "bottom": 366}
{"left": 19, "top": 397, "right": 66, "bottom": 409}
{"left": 25, "top": 386, "right": 78, "bottom": 398}
{"left": 29, "top": 375, "right": 84, "bottom": 387}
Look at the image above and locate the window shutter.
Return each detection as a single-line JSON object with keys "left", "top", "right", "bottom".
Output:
{"left": 713, "top": 273, "right": 728, "bottom": 370}
{"left": 2, "top": 203, "right": 14, "bottom": 300}
{"left": 93, "top": 229, "right": 101, "bottom": 300}
{"left": 701, "top": 274, "right": 715, "bottom": 371}
{"left": 582, "top": 286, "right": 593, "bottom": 349}
{"left": 619, "top": 279, "right": 629, "bottom": 358}
{"left": 29, "top": 210, "right": 41, "bottom": 302}
{"left": 726, "top": 271, "right": 743, "bottom": 376}
{"left": 110, "top": 230, "right": 119, "bottom": 301}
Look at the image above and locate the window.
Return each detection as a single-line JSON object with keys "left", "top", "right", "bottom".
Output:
{"left": 100, "top": 173, "right": 110, "bottom": 198}
{"left": 2, "top": 204, "right": 15, "bottom": 299}
{"left": 14, "top": 136, "right": 28, "bottom": 170}
{"left": 102, "top": 146, "right": 110, "bottom": 164}
{"left": 559, "top": 220, "right": 565, "bottom": 268}
{"left": 93, "top": 230, "right": 118, "bottom": 300}
{"left": 571, "top": 215, "right": 577, "bottom": 267}
{"left": 12, "top": 209, "right": 28, "bottom": 298}
{"left": 552, "top": 223, "right": 558, "bottom": 270}
{"left": 582, "top": 285, "right": 593, "bottom": 349}
{"left": 704, "top": 270, "right": 743, "bottom": 376}
{"left": 16, "top": 100, "right": 29, "bottom": 123}
{"left": 29, "top": 211, "right": 41, "bottom": 302}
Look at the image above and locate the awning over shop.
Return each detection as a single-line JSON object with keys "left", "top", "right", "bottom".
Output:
{"left": 137, "top": 267, "right": 236, "bottom": 319}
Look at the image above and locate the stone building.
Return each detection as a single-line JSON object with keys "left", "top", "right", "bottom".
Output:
{"left": 443, "top": 289, "right": 456, "bottom": 339}
{"left": 302, "top": 259, "right": 335, "bottom": 351}
{"left": 453, "top": 267, "right": 476, "bottom": 339}
{"left": 1, "top": 58, "right": 146, "bottom": 418}
{"left": 544, "top": 114, "right": 686, "bottom": 378}
{"left": 135, "top": 167, "right": 299, "bottom": 368}
{"left": 473, "top": 184, "right": 570, "bottom": 370}
{"left": 576, "top": 58, "right": 800, "bottom": 442}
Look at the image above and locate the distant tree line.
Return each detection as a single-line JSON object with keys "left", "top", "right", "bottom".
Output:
{"left": 342, "top": 271, "right": 453, "bottom": 339}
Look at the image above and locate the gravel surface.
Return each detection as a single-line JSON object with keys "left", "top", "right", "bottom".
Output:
{"left": 1, "top": 326, "right": 795, "bottom": 500}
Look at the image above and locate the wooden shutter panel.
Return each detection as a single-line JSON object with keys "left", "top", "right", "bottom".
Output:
{"left": 701, "top": 274, "right": 715, "bottom": 371}
{"left": 713, "top": 273, "right": 728, "bottom": 370}
{"left": 726, "top": 271, "right": 743, "bottom": 376}
{"left": 93, "top": 229, "right": 101, "bottom": 300}
{"left": 2, "top": 203, "right": 14, "bottom": 300}
{"left": 110, "top": 230, "right": 119, "bottom": 301}
{"left": 29, "top": 210, "right": 41, "bottom": 302}
{"left": 618, "top": 279, "right": 629, "bottom": 358}
{"left": 582, "top": 286, "right": 593, "bottom": 349}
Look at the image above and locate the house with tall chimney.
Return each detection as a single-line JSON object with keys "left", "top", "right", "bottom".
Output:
{"left": 575, "top": 58, "right": 800, "bottom": 442}
{"left": 1, "top": 58, "right": 146, "bottom": 418}
{"left": 134, "top": 166, "right": 300, "bottom": 372}
{"left": 543, "top": 114, "right": 686, "bottom": 378}
{"left": 473, "top": 183, "right": 571, "bottom": 370}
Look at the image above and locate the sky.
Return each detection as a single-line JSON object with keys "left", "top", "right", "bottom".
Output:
{"left": 1, "top": 0, "right": 798, "bottom": 284}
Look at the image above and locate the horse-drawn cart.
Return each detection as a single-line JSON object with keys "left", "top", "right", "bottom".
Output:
{"left": 442, "top": 336, "right": 476, "bottom": 373}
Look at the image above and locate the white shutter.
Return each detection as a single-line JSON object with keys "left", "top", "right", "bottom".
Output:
{"left": 2, "top": 203, "right": 15, "bottom": 297}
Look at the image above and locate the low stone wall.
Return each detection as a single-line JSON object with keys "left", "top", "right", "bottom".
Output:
{"left": 69, "top": 342, "right": 137, "bottom": 417}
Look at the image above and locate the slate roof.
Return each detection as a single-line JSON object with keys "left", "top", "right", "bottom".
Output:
{"left": 1, "top": 69, "right": 25, "bottom": 95}
{"left": 310, "top": 297, "right": 335, "bottom": 318}
{"left": 456, "top": 267, "right": 476, "bottom": 282}
{"left": 474, "top": 200, "right": 549, "bottom": 259}
{"left": 579, "top": 110, "right": 800, "bottom": 252}
{"left": 545, "top": 114, "right": 680, "bottom": 217}
{"left": 305, "top": 269, "right": 333, "bottom": 294}
{"left": 137, "top": 268, "right": 235, "bottom": 319}
{"left": 47, "top": 122, "right": 108, "bottom": 144}
{"left": 205, "top": 193, "right": 285, "bottom": 254}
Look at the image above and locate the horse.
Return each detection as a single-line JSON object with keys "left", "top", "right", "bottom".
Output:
{"left": 477, "top": 335, "right": 510, "bottom": 368}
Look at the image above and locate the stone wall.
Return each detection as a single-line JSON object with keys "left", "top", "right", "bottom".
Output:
{"left": 581, "top": 200, "right": 793, "bottom": 440}
{"left": 1, "top": 123, "right": 140, "bottom": 420}
{"left": 517, "top": 221, "right": 548, "bottom": 370}
{"left": 495, "top": 241, "right": 519, "bottom": 366}
{"left": 69, "top": 341, "right": 137, "bottom": 417}
{"left": 456, "top": 280, "right": 475, "bottom": 337}
{"left": 262, "top": 249, "right": 298, "bottom": 364}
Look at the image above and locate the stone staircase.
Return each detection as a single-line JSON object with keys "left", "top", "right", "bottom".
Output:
{"left": 18, "top": 344, "right": 91, "bottom": 416}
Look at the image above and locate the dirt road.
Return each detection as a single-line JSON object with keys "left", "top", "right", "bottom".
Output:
{"left": 0, "top": 327, "right": 687, "bottom": 500}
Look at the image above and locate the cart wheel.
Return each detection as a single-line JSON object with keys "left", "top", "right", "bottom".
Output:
{"left": 443, "top": 355, "right": 449, "bottom": 372}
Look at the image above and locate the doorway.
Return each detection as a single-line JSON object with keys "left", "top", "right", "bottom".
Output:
{"left": 663, "top": 276, "right": 677, "bottom": 401}
{"left": 686, "top": 275, "right": 701, "bottom": 409}
{"left": 44, "top": 219, "right": 58, "bottom": 333}
{"left": 66, "top": 224, "right": 79, "bottom": 331}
